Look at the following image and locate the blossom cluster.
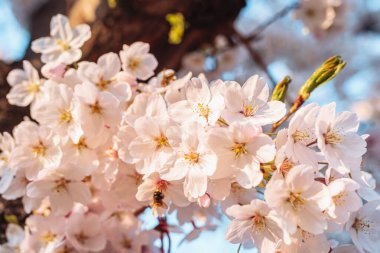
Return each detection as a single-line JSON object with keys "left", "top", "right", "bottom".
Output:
{"left": 0, "top": 14, "right": 379, "bottom": 253}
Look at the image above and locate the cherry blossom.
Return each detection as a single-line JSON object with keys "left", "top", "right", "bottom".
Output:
{"left": 225, "top": 199, "right": 285, "bottom": 253}
{"left": 316, "top": 102, "right": 367, "bottom": 174}
{"left": 265, "top": 165, "right": 331, "bottom": 234}
{"left": 221, "top": 75, "right": 286, "bottom": 126}
{"left": 31, "top": 13, "right": 91, "bottom": 64}
{"left": 6, "top": 60, "right": 44, "bottom": 107}
{"left": 119, "top": 42, "right": 158, "bottom": 80}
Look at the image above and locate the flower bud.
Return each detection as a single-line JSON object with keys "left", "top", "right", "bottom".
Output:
{"left": 299, "top": 56, "right": 346, "bottom": 100}
{"left": 271, "top": 76, "right": 291, "bottom": 102}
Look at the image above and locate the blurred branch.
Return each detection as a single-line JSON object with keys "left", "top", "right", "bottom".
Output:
{"left": 245, "top": 1, "right": 300, "bottom": 42}
{"left": 233, "top": 27, "right": 277, "bottom": 87}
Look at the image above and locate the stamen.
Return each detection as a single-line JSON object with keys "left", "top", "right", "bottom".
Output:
{"left": 32, "top": 143, "right": 47, "bottom": 156}
{"left": 332, "top": 191, "right": 347, "bottom": 206}
{"left": 155, "top": 134, "right": 169, "bottom": 149}
{"left": 27, "top": 82, "right": 40, "bottom": 94}
{"left": 288, "top": 192, "right": 305, "bottom": 210}
{"left": 184, "top": 152, "right": 200, "bottom": 164}
{"left": 128, "top": 58, "right": 140, "bottom": 70}
{"left": 56, "top": 39, "right": 70, "bottom": 51}
{"left": 231, "top": 143, "right": 247, "bottom": 159}
{"left": 59, "top": 109, "right": 72, "bottom": 123}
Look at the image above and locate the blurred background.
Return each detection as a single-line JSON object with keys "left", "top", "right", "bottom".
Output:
{"left": 0, "top": 0, "right": 379, "bottom": 252}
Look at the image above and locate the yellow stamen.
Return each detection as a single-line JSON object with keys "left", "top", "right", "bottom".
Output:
{"left": 27, "top": 82, "right": 40, "bottom": 94}
{"left": 40, "top": 231, "right": 56, "bottom": 243}
{"left": 128, "top": 58, "right": 140, "bottom": 70}
{"left": 332, "top": 191, "right": 347, "bottom": 206}
{"left": 55, "top": 178, "right": 70, "bottom": 193}
{"left": 32, "top": 143, "right": 47, "bottom": 156}
{"left": 59, "top": 109, "right": 72, "bottom": 123}
{"left": 292, "top": 130, "right": 309, "bottom": 142}
{"left": 288, "top": 192, "right": 305, "bottom": 210}
{"left": 155, "top": 134, "right": 169, "bottom": 149}
{"left": 325, "top": 132, "right": 342, "bottom": 144}
{"left": 197, "top": 103, "right": 210, "bottom": 120}
{"left": 232, "top": 143, "right": 247, "bottom": 159}
{"left": 56, "top": 39, "right": 70, "bottom": 51}
{"left": 89, "top": 101, "right": 102, "bottom": 114}
{"left": 251, "top": 215, "right": 266, "bottom": 231}
{"left": 184, "top": 152, "right": 200, "bottom": 164}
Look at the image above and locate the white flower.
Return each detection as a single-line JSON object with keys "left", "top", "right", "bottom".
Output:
{"left": 346, "top": 200, "right": 380, "bottom": 253}
{"left": 160, "top": 122, "right": 217, "bottom": 199}
{"left": 73, "top": 81, "right": 121, "bottom": 140}
{"left": 265, "top": 165, "right": 331, "bottom": 234}
{"left": 119, "top": 42, "right": 158, "bottom": 80}
{"left": 31, "top": 14, "right": 91, "bottom": 64}
{"left": 0, "top": 132, "right": 15, "bottom": 172}
{"left": 225, "top": 199, "right": 285, "bottom": 253}
{"left": 10, "top": 121, "right": 62, "bottom": 180}
{"left": 124, "top": 93, "right": 169, "bottom": 126}
{"left": 6, "top": 60, "right": 43, "bottom": 107}
{"left": 66, "top": 212, "right": 106, "bottom": 252}
{"left": 31, "top": 81, "right": 75, "bottom": 136}
{"left": 316, "top": 103, "right": 367, "bottom": 174}
{"left": 222, "top": 75, "right": 286, "bottom": 126}
{"left": 207, "top": 122, "right": 275, "bottom": 188}
{"left": 77, "top": 52, "right": 132, "bottom": 102}
{"left": 279, "top": 228, "right": 330, "bottom": 253}
{"left": 136, "top": 172, "right": 189, "bottom": 216}
{"left": 293, "top": 0, "right": 336, "bottom": 35}
{"left": 327, "top": 178, "right": 362, "bottom": 224}
{"left": 25, "top": 215, "right": 66, "bottom": 251}
{"left": 168, "top": 74, "right": 225, "bottom": 126}
{"left": 128, "top": 117, "right": 177, "bottom": 162}
{"left": 26, "top": 165, "right": 91, "bottom": 215}
{"left": 284, "top": 103, "right": 320, "bottom": 168}
{"left": 0, "top": 224, "right": 25, "bottom": 253}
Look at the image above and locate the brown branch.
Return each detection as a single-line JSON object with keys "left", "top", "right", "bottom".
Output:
{"left": 245, "top": 2, "right": 300, "bottom": 42}
{"left": 232, "top": 27, "right": 277, "bottom": 87}
{"left": 271, "top": 95, "right": 304, "bottom": 132}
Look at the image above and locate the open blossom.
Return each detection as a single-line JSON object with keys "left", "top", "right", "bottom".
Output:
{"left": 316, "top": 102, "right": 367, "bottom": 174}
{"left": 0, "top": 224, "right": 25, "bottom": 253}
{"left": 136, "top": 172, "right": 189, "bottom": 216}
{"left": 284, "top": 103, "right": 320, "bottom": 168}
{"left": 6, "top": 60, "right": 44, "bottom": 107}
{"left": 73, "top": 81, "right": 122, "bottom": 139}
{"left": 31, "top": 81, "right": 75, "bottom": 135}
{"left": 265, "top": 165, "right": 331, "bottom": 234}
{"left": 169, "top": 74, "right": 225, "bottom": 126}
{"left": 346, "top": 200, "right": 380, "bottom": 253}
{"left": 31, "top": 14, "right": 91, "bottom": 64}
{"left": 160, "top": 122, "right": 217, "bottom": 199}
{"left": 1, "top": 12, "right": 378, "bottom": 253}
{"left": 327, "top": 178, "right": 362, "bottom": 223}
{"left": 207, "top": 122, "right": 275, "bottom": 188}
{"left": 119, "top": 42, "right": 158, "bottom": 80}
{"left": 128, "top": 117, "right": 177, "bottom": 162}
{"left": 10, "top": 121, "right": 62, "bottom": 180}
{"left": 222, "top": 75, "right": 286, "bottom": 126}
{"left": 25, "top": 215, "right": 66, "bottom": 251}
{"left": 26, "top": 165, "right": 91, "bottom": 215}
{"left": 66, "top": 212, "right": 107, "bottom": 252}
{"left": 279, "top": 228, "right": 330, "bottom": 253}
{"left": 225, "top": 199, "right": 285, "bottom": 253}
{"left": 293, "top": 0, "right": 336, "bottom": 36}
{"left": 77, "top": 52, "right": 132, "bottom": 102}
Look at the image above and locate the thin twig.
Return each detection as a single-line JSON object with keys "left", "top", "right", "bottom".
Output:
{"left": 237, "top": 243, "right": 242, "bottom": 253}
{"left": 245, "top": 2, "right": 300, "bottom": 42}
{"left": 233, "top": 28, "right": 277, "bottom": 87}
{"left": 166, "top": 231, "right": 172, "bottom": 253}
